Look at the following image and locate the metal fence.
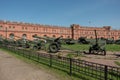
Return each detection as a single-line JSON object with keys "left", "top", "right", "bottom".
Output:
{"left": 1, "top": 45, "right": 120, "bottom": 80}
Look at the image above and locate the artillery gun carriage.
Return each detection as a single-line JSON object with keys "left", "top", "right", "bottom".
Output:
{"left": 49, "top": 36, "right": 62, "bottom": 53}
{"left": 32, "top": 35, "right": 62, "bottom": 53}
{"left": 89, "top": 30, "right": 106, "bottom": 55}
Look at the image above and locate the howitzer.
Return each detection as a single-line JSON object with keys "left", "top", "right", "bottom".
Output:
{"left": 0, "top": 35, "right": 16, "bottom": 46}
{"left": 32, "top": 35, "right": 62, "bottom": 53}
{"left": 89, "top": 30, "right": 106, "bottom": 55}
{"left": 14, "top": 35, "right": 31, "bottom": 48}
{"left": 32, "top": 35, "right": 53, "bottom": 50}
{"left": 49, "top": 36, "right": 62, "bottom": 53}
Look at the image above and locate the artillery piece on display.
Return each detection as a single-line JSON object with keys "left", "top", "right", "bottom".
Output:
{"left": 89, "top": 30, "right": 106, "bottom": 55}
{"left": 78, "top": 37, "right": 90, "bottom": 44}
{"left": 0, "top": 36, "right": 16, "bottom": 46}
{"left": 64, "top": 38, "right": 76, "bottom": 45}
{"left": 32, "top": 35, "right": 47, "bottom": 50}
{"left": 49, "top": 36, "right": 62, "bottom": 53}
{"left": 32, "top": 35, "right": 62, "bottom": 53}
{"left": 13, "top": 36, "right": 31, "bottom": 48}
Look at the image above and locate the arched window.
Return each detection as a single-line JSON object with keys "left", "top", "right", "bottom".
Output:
{"left": 90, "top": 36, "right": 93, "bottom": 39}
{"left": 43, "top": 35, "right": 47, "bottom": 38}
{"left": 67, "top": 36, "right": 70, "bottom": 38}
{"left": 112, "top": 37, "right": 114, "bottom": 40}
{"left": 60, "top": 35, "right": 63, "bottom": 37}
{"left": 22, "top": 34, "right": 27, "bottom": 39}
{"left": 32, "top": 34, "right": 38, "bottom": 42}
{"left": 53, "top": 35, "right": 56, "bottom": 38}
{"left": 44, "top": 35, "right": 47, "bottom": 37}
{"left": 32, "top": 34, "right": 37, "bottom": 37}
{"left": 0, "top": 34, "right": 3, "bottom": 40}
{"left": 9, "top": 33, "right": 14, "bottom": 40}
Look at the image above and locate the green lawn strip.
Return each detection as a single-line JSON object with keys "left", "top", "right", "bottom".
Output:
{"left": 114, "top": 61, "right": 120, "bottom": 66}
{"left": 107, "top": 67, "right": 120, "bottom": 80}
{"left": 62, "top": 44, "right": 89, "bottom": 51}
{"left": 62, "top": 44, "right": 120, "bottom": 52}
{"left": 106, "top": 44, "right": 120, "bottom": 52}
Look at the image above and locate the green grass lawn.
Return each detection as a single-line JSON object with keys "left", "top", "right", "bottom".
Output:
{"left": 62, "top": 44, "right": 120, "bottom": 52}
{"left": 106, "top": 44, "right": 120, "bottom": 51}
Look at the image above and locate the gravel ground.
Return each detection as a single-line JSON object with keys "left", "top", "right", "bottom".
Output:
{"left": 80, "top": 51, "right": 120, "bottom": 67}
{"left": 0, "top": 50, "right": 59, "bottom": 80}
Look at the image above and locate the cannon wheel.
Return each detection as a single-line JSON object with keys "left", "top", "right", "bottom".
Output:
{"left": 89, "top": 47, "right": 99, "bottom": 54}
{"left": 33, "top": 46, "right": 37, "bottom": 50}
{"left": 89, "top": 47, "right": 93, "bottom": 54}
{"left": 49, "top": 43, "right": 58, "bottom": 53}
{"left": 102, "top": 50, "right": 106, "bottom": 56}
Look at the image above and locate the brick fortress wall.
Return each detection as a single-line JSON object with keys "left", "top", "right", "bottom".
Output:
{"left": 0, "top": 20, "right": 120, "bottom": 40}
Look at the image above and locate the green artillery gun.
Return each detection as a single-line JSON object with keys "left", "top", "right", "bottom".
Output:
{"left": 89, "top": 30, "right": 106, "bottom": 55}
{"left": 0, "top": 36, "right": 16, "bottom": 46}
{"left": 78, "top": 37, "right": 90, "bottom": 44}
{"left": 13, "top": 36, "right": 31, "bottom": 48}
{"left": 32, "top": 35, "right": 49, "bottom": 50}
{"left": 64, "top": 38, "right": 76, "bottom": 45}
{"left": 15, "top": 39, "right": 31, "bottom": 48}
{"left": 33, "top": 35, "right": 62, "bottom": 53}
{"left": 49, "top": 36, "right": 62, "bottom": 53}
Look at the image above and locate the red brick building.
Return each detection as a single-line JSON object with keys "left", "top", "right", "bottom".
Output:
{"left": 0, "top": 20, "right": 120, "bottom": 40}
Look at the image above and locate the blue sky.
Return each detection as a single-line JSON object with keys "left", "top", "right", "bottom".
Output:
{"left": 0, "top": 0, "right": 120, "bottom": 29}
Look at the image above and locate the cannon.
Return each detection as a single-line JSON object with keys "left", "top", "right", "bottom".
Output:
{"left": 13, "top": 36, "right": 31, "bottom": 48}
{"left": 32, "top": 35, "right": 48, "bottom": 50}
{"left": 32, "top": 35, "right": 63, "bottom": 53}
{"left": 89, "top": 30, "right": 106, "bottom": 55}
{"left": 78, "top": 37, "right": 90, "bottom": 44}
{"left": 64, "top": 38, "right": 76, "bottom": 45}
{"left": 0, "top": 36, "right": 16, "bottom": 46}
{"left": 49, "top": 36, "right": 62, "bottom": 53}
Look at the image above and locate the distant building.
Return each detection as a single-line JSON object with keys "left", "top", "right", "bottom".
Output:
{"left": 0, "top": 20, "right": 120, "bottom": 40}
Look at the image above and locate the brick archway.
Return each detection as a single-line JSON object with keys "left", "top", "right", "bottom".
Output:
{"left": 9, "top": 33, "right": 14, "bottom": 40}
{"left": 22, "top": 34, "right": 27, "bottom": 39}
{"left": 53, "top": 35, "right": 56, "bottom": 38}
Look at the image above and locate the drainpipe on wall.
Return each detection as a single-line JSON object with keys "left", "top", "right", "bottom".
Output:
{"left": 5, "top": 27, "right": 7, "bottom": 39}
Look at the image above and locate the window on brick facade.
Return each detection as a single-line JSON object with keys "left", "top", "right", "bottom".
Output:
{"left": 33, "top": 27, "right": 35, "bottom": 30}
{"left": 0, "top": 25, "right": 3, "bottom": 29}
{"left": 9, "top": 26, "right": 11, "bottom": 28}
{"left": 0, "top": 34, "right": 2, "bottom": 39}
{"left": 90, "top": 36, "right": 93, "bottom": 39}
{"left": 32, "top": 34, "right": 37, "bottom": 37}
{"left": 61, "top": 35, "right": 63, "bottom": 38}
{"left": 9, "top": 33, "right": 14, "bottom": 40}
{"left": 44, "top": 35, "right": 47, "bottom": 37}
{"left": 13, "top": 26, "right": 15, "bottom": 29}
{"left": 112, "top": 37, "right": 114, "bottom": 40}
{"left": 60, "top": 30, "right": 63, "bottom": 33}
{"left": 67, "top": 36, "right": 70, "bottom": 38}
{"left": 36, "top": 27, "right": 38, "bottom": 30}
{"left": 52, "top": 29, "right": 56, "bottom": 33}
{"left": 22, "top": 34, "right": 27, "bottom": 39}
{"left": 53, "top": 35, "right": 56, "bottom": 38}
{"left": 22, "top": 27, "right": 24, "bottom": 30}
{"left": 25, "top": 27, "right": 27, "bottom": 30}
